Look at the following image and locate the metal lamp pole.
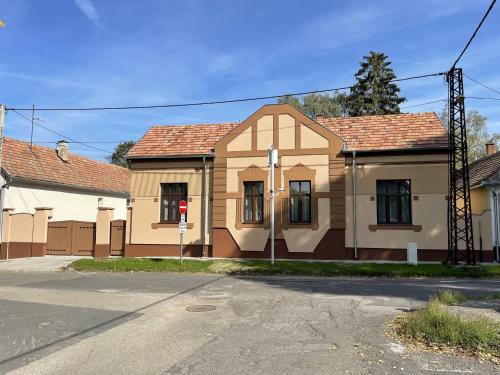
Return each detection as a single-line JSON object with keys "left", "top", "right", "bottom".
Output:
{"left": 268, "top": 145, "right": 277, "bottom": 266}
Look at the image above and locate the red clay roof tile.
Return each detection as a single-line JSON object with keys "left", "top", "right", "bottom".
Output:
{"left": 2, "top": 138, "right": 130, "bottom": 195}
{"left": 128, "top": 112, "right": 448, "bottom": 158}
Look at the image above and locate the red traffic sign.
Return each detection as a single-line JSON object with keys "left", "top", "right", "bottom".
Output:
{"left": 179, "top": 200, "right": 187, "bottom": 214}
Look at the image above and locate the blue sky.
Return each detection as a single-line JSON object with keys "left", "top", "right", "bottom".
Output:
{"left": 1, "top": 0, "right": 499, "bottom": 160}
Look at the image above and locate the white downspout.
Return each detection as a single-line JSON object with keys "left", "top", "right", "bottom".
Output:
{"left": 352, "top": 151, "right": 358, "bottom": 260}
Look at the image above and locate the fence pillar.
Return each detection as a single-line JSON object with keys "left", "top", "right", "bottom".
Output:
{"left": 124, "top": 206, "right": 132, "bottom": 256}
{"left": 33, "top": 207, "right": 53, "bottom": 257}
{"left": 95, "top": 207, "right": 114, "bottom": 258}
{"left": 1, "top": 208, "right": 13, "bottom": 259}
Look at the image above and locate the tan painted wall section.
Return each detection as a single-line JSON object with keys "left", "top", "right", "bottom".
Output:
{"left": 96, "top": 208, "right": 114, "bottom": 245}
{"left": 470, "top": 187, "right": 490, "bottom": 214}
{"left": 281, "top": 155, "right": 330, "bottom": 192}
{"left": 226, "top": 157, "right": 269, "bottom": 193}
{"left": 345, "top": 162, "right": 448, "bottom": 249}
{"left": 257, "top": 115, "right": 273, "bottom": 150}
{"left": 473, "top": 210, "right": 492, "bottom": 251}
{"left": 278, "top": 114, "right": 295, "bottom": 150}
{"left": 33, "top": 209, "right": 53, "bottom": 243}
{"left": 227, "top": 199, "right": 269, "bottom": 251}
{"left": 130, "top": 163, "right": 212, "bottom": 245}
{"left": 283, "top": 198, "right": 330, "bottom": 252}
{"left": 227, "top": 126, "right": 252, "bottom": 151}
{"left": 7, "top": 213, "right": 34, "bottom": 243}
{"left": 301, "top": 124, "right": 328, "bottom": 148}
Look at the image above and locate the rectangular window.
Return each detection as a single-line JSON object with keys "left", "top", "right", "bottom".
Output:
{"left": 160, "top": 183, "right": 187, "bottom": 223}
{"left": 243, "top": 181, "right": 264, "bottom": 223}
{"left": 376, "top": 180, "right": 411, "bottom": 225}
{"left": 289, "top": 180, "right": 311, "bottom": 224}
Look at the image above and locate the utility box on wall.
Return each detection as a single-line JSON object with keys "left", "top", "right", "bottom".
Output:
{"left": 407, "top": 243, "right": 418, "bottom": 265}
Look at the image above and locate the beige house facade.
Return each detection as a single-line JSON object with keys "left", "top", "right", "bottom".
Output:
{"left": 126, "top": 104, "right": 477, "bottom": 261}
{"left": 467, "top": 145, "right": 500, "bottom": 262}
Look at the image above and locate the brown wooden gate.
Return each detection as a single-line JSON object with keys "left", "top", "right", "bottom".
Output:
{"left": 110, "top": 220, "right": 126, "bottom": 256}
{"left": 47, "top": 221, "right": 96, "bottom": 256}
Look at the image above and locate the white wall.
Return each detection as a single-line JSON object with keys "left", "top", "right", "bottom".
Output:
{"left": 4, "top": 185, "right": 127, "bottom": 221}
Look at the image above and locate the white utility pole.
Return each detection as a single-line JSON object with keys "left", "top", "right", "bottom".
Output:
{"left": 0, "top": 104, "right": 5, "bottom": 250}
{"left": 268, "top": 145, "right": 278, "bottom": 266}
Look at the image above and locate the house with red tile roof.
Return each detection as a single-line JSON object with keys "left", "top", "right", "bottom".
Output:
{"left": 124, "top": 103, "right": 468, "bottom": 261}
{"left": 1, "top": 137, "right": 130, "bottom": 222}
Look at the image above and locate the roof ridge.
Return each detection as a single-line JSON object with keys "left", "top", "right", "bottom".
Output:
{"left": 469, "top": 150, "right": 500, "bottom": 167}
{"left": 152, "top": 122, "right": 239, "bottom": 128}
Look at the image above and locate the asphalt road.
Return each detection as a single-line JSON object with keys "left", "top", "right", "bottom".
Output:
{"left": 0, "top": 270, "right": 498, "bottom": 374}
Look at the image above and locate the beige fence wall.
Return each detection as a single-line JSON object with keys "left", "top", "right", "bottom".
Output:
{"left": 1, "top": 208, "right": 53, "bottom": 259}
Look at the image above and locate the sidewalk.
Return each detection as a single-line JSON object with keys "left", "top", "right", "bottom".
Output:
{"left": 0, "top": 256, "right": 86, "bottom": 272}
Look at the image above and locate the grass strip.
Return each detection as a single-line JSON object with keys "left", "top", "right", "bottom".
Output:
{"left": 70, "top": 258, "right": 500, "bottom": 278}
{"left": 395, "top": 296, "right": 500, "bottom": 358}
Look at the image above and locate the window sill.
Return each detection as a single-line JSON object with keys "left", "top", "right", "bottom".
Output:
{"left": 368, "top": 224, "right": 422, "bottom": 232}
{"left": 151, "top": 222, "right": 194, "bottom": 229}
{"left": 283, "top": 223, "right": 320, "bottom": 231}
{"left": 237, "top": 222, "right": 266, "bottom": 229}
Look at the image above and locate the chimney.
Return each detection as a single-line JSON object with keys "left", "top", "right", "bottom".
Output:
{"left": 315, "top": 114, "right": 324, "bottom": 121}
{"left": 56, "top": 140, "right": 69, "bottom": 162}
{"left": 486, "top": 142, "right": 496, "bottom": 156}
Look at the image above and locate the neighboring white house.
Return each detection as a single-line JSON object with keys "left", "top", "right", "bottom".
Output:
{"left": 0, "top": 138, "right": 130, "bottom": 221}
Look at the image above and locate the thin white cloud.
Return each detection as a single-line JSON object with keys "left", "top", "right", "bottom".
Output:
{"left": 74, "top": 0, "right": 100, "bottom": 27}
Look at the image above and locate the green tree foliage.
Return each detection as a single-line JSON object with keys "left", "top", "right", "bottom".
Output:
{"left": 347, "top": 51, "right": 405, "bottom": 116}
{"left": 439, "top": 107, "right": 500, "bottom": 162}
{"left": 278, "top": 92, "right": 348, "bottom": 118}
{"left": 107, "top": 141, "right": 136, "bottom": 168}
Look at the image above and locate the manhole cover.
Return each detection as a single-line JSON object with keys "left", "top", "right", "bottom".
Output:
{"left": 186, "top": 304, "right": 216, "bottom": 312}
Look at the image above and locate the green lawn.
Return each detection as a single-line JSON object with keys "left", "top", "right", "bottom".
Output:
{"left": 395, "top": 292, "right": 500, "bottom": 359}
{"left": 69, "top": 258, "right": 500, "bottom": 278}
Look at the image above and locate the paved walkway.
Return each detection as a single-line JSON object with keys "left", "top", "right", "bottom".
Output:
{"left": 0, "top": 271, "right": 498, "bottom": 374}
{"left": 0, "top": 256, "right": 85, "bottom": 272}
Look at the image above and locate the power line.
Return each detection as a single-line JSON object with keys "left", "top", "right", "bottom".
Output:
{"left": 465, "top": 96, "right": 500, "bottom": 101}
{"left": 451, "top": 0, "right": 497, "bottom": 69}
{"left": 30, "top": 141, "right": 133, "bottom": 144}
{"left": 9, "top": 96, "right": 450, "bottom": 148}
{"left": 400, "top": 99, "right": 446, "bottom": 109}
{"left": 8, "top": 72, "right": 446, "bottom": 112}
{"left": 9, "top": 109, "right": 113, "bottom": 154}
{"left": 463, "top": 73, "right": 500, "bottom": 96}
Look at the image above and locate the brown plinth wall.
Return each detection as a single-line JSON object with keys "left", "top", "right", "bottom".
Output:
{"left": 125, "top": 244, "right": 206, "bottom": 257}
{"left": 0, "top": 242, "right": 47, "bottom": 259}
{"left": 345, "top": 247, "right": 494, "bottom": 262}
{"left": 212, "top": 228, "right": 493, "bottom": 261}
{"left": 211, "top": 228, "right": 347, "bottom": 260}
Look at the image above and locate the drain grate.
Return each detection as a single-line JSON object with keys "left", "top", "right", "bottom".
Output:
{"left": 186, "top": 304, "right": 217, "bottom": 312}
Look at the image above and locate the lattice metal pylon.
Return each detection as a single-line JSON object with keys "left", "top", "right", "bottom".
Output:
{"left": 447, "top": 68, "right": 475, "bottom": 265}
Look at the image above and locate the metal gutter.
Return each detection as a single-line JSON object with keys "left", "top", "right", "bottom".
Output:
{"left": 342, "top": 147, "right": 450, "bottom": 156}
{"left": 200, "top": 155, "right": 207, "bottom": 257}
{"left": 127, "top": 153, "right": 214, "bottom": 160}
{"left": 352, "top": 150, "right": 358, "bottom": 260}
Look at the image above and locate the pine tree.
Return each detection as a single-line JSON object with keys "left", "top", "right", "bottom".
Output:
{"left": 348, "top": 51, "right": 405, "bottom": 116}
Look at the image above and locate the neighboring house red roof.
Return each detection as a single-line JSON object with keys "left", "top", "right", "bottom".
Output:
{"left": 128, "top": 111, "right": 448, "bottom": 158}
{"left": 2, "top": 137, "right": 130, "bottom": 196}
{"left": 468, "top": 151, "right": 500, "bottom": 188}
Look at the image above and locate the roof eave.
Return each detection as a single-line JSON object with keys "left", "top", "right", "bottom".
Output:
{"left": 127, "top": 153, "right": 214, "bottom": 160}
{"left": 7, "top": 175, "right": 130, "bottom": 198}
{"left": 342, "top": 146, "right": 450, "bottom": 156}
